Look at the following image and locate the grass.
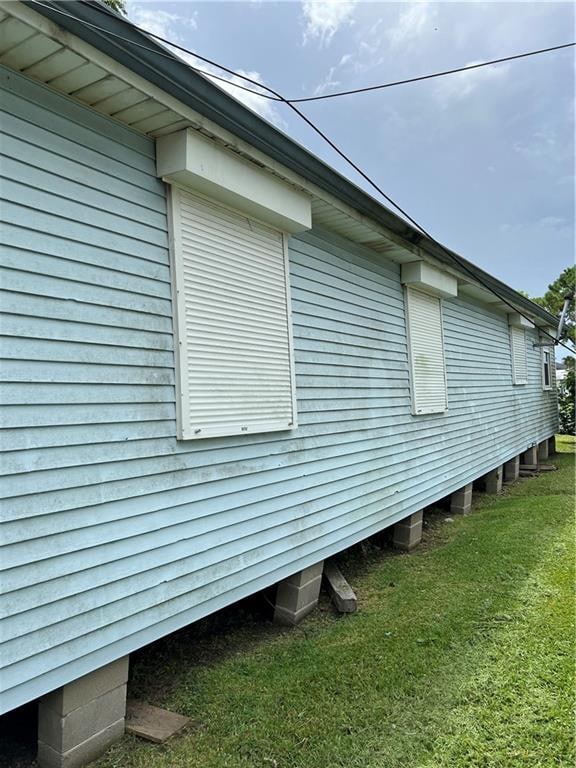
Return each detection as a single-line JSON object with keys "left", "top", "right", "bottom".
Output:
{"left": 97, "top": 437, "right": 575, "bottom": 768}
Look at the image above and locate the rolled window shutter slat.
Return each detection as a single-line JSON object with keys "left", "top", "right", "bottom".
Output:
{"left": 170, "top": 187, "right": 297, "bottom": 439}
{"left": 406, "top": 288, "right": 447, "bottom": 415}
{"left": 510, "top": 326, "right": 527, "bottom": 385}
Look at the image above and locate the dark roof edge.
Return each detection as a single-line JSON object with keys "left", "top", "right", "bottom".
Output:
{"left": 29, "top": 0, "right": 557, "bottom": 327}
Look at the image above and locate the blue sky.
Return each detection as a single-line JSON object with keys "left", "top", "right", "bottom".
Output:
{"left": 126, "top": 1, "right": 575, "bottom": 299}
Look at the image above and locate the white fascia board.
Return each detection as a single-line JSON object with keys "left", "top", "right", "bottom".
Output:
{"left": 508, "top": 312, "right": 535, "bottom": 330}
{"left": 157, "top": 129, "right": 311, "bottom": 233}
{"left": 401, "top": 261, "right": 458, "bottom": 299}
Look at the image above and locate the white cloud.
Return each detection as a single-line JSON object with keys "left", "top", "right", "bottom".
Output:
{"left": 537, "top": 216, "right": 569, "bottom": 232}
{"left": 313, "top": 65, "right": 341, "bottom": 97}
{"left": 514, "top": 127, "right": 558, "bottom": 159}
{"left": 434, "top": 61, "right": 510, "bottom": 106}
{"left": 499, "top": 216, "right": 571, "bottom": 235}
{"left": 208, "top": 68, "right": 285, "bottom": 127}
{"left": 175, "top": 46, "right": 283, "bottom": 126}
{"left": 310, "top": 50, "right": 358, "bottom": 98}
{"left": 387, "top": 2, "right": 436, "bottom": 49}
{"left": 302, "top": 1, "right": 357, "bottom": 46}
{"left": 126, "top": 2, "right": 282, "bottom": 126}
{"left": 127, "top": 4, "right": 197, "bottom": 40}
{"left": 178, "top": 51, "right": 284, "bottom": 127}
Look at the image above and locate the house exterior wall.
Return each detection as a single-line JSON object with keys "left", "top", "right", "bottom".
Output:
{"left": 0, "top": 67, "right": 558, "bottom": 713}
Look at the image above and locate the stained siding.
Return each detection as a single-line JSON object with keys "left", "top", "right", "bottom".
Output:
{"left": 0, "top": 67, "right": 558, "bottom": 713}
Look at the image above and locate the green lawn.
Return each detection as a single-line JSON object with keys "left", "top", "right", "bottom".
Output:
{"left": 98, "top": 437, "right": 575, "bottom": 768}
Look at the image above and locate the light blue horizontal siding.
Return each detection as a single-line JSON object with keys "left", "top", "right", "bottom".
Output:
{"left": 0, "top": 67, "right": 557, "bottom": 713}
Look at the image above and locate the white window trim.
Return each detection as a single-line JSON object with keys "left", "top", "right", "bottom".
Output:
{"left": 542, "top": 348, "right": 552, "bottom": 391}
{"left": 167, "top": 184, "right": 298, "bottom": 440}
{"left": 510, "top": 326, "right": 528, "bottom": 386}
{"left": 404, "top": 286, "right": 448, "bottom": 416}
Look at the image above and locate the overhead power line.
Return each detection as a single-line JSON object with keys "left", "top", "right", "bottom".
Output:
{"left": 29, "top": 0, "right": 575, "bottom": 352}
{"left": 35, "top": 1, "right": 575, "bottom": 106}
{"left": 287, "top": 43, "right": 576, "bottom": 103}
{"left": 279, "top": 102, "right": 575, "bottom": 354}
{"left": 29, "top": 0, "right": 281, "bottom": 100}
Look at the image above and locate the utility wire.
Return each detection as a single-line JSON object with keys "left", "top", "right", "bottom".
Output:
{"left": 288, "top": 42, "right": 576, "bottom": 103}
{"left": 39, "top": 1, "right": 575, "bottom": 106}
{"left": 29, "top": 0, "right": 575, "bottom": 352}
{"left": 29, "top": 0, "right": 282, "bottom": 99}
{"left": 282, "top": 99, "right": 575, "bottom": 353}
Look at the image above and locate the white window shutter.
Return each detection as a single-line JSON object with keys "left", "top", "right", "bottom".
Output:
{"left": 405, "top": 288, "right": 447, "bottom": 415}
{"left": 169, "top": 187, "right": 297, "bottom": 439}
{"left": 510, "top": 326, "right": 527, "bottom": 385}
{"left": 542, "top": 349, "right": 552, "bottom": 390}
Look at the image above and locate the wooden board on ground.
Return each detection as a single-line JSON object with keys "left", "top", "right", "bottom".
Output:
{"left": 324, "top": 560, "right": 358, "bottom": 613}
{"left": 520, "top": 464, "right": 558, "bottom": 472}
{"left": 126, "top": 699, "right": 192, "bottom": 743}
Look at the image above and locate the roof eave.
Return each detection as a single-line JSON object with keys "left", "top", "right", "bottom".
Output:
{"left": 27, "top": 0, "right": 558, "bottom": 328}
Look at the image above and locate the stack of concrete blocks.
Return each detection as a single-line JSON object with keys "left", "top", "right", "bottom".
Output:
{"left": 537, "top": 439, "right": 549, "bottom": 462}
{"left": 503, "top": 455, "right": 520, "bottom": 484}
{"left": 478, "top": 465, "right": 503, "bottom": 495}
{"left": 392, "top": 510, "right": 423, "bottom": 551}
{"left": 548, "top": 435, "right": 556, "bottom": 456}
{"left": 521, "top": 445, "right": 538, "bottom": 466}
{"left": 37, "top": 657, "right": 128, "bottom": 768}
{"left": 451, "top": 483, "right": 473, "bottom": 515}
{"left": 273, "top": 562, "right": 324, "bottom": 626}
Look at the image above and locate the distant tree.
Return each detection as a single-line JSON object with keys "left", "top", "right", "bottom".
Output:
{"left": 102, "top": 0, "right": 126, "bottom": 14}
{"left": 559, "top": 357, "right": 575, "bottom": 435}
{"left": 532, "top": 266, "right": 575, "bottom": 345}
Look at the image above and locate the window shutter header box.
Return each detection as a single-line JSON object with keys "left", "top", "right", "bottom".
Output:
{"left": 157, "top": 129, "right": 312, "bottom": 233}
{"left": 508, "top": 312, "right": 534, "bottom": 330}
{"left": 169, "top": 188, "right": 297, "bottom": 440}
{"left": 401, "top": 261, "right": 458, "bottom": 299}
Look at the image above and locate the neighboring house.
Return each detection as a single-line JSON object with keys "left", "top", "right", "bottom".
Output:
{"left": 0, "top": 2, "right": 559, "bottom": 766}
